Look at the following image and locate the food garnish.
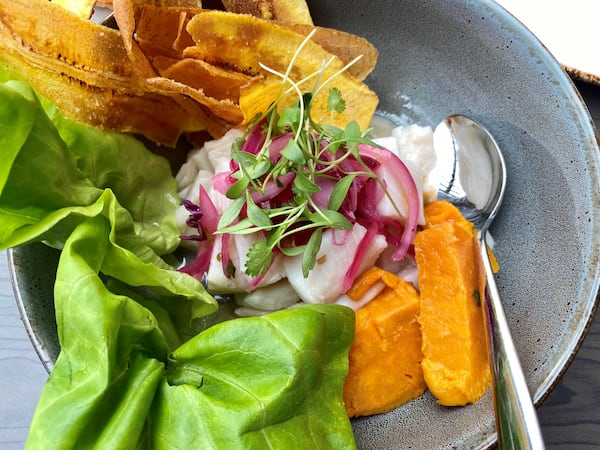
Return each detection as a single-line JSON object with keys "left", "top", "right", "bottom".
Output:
{"left": 181, "top": 34, "right": 415, "bottom": 282}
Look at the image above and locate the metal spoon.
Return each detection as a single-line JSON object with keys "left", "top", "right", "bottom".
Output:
{"left": 433, "top": 115, "right": 545, "bottom": 450}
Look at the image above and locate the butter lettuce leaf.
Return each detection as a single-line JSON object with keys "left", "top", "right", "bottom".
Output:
{"left": 0, "top": 77, "right": 216, "bottom": 319}
{"left": 26, "top": 216, "right": 355, "bottom": 449}
{"left": 156, "top": 303, "right": 356, "bottom": 449}
{"left": 26, "top": 217, "right": 168, "bottom": 449}
{"left": 1, "top": 75, "right": 357, "bottom": 449}
{"left": 0, "top": 78, "right": 180, "bottom": 256}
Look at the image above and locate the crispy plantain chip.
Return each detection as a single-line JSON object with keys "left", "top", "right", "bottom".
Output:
{"left": 0, "top": 46, "right": 205, "bottom": 145}
{"left": 0, "top": 0, "right": 215, "bottom": 145}
{"left": 0, "top": 0, "right": 134, "bottom": 82}
{"left": 135, "top": 5, "right": 203, "bottom": 58}
{"left": 112, "top": 1, "right": 247, "bottom": 123}
{"left": 221, "top": 0, "right": 313, "bottom": 25}
{"left": 270, "top": 0, "right": 312, "bottom": 25}
{"left": 112, "top": 0, "right": 158, "bottom": 78}
{"left": 52, "top": 0, "right": 96, "bottom": 18}
{"left": 0, "top": 0, "right": 379, "bottom": 146}
{"left": 156, "top": 56, "right": 255, "bottom": 101}
{"left": 221, "top": 0, "right": 274, "bottom": 20}
{"left": 283, "top": 24, "right": 378, "bottom": 81}
{"left": 159, "top": 0, "right": 203, "bottom": 5}
{"left": 144, "top": 75, "right": 244, "bottom": 123}
{"left": 185, "top": 11, "right": 378, "bottom": 128}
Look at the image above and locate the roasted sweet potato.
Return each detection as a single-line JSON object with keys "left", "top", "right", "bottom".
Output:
{"left": 343, "top": 268, "right": 426, "bottom": 417}
{"left": 414, "top": 201, "right": 491, "bottom": 406}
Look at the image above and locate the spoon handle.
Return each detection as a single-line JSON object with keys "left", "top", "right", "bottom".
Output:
{"left": 479, "top": 231, "right": 546, "bottom": 450}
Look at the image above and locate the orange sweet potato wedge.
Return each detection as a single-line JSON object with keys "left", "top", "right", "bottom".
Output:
{"left": 343, "top": 268, "right": 426, "bottom": 417}
{"left": 414, "top": 201, "right": 491, "bottom": 406}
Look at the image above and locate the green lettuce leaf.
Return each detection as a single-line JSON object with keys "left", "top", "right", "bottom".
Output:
{"left": 26, "top": 216, "right": 355, "bottom": 449}
{"left": 0, "top": 78, "right": 180, "bottom": 256}
{"left": 1, "top": 75, "right": 357, "bottom": 449}
{"left": 156, "top": 303, "right": 355, "bottom": 449}
{"left": 26, "top": 217, "right": 168, "bottom": 449}
{"left": 0, "top": 78, "right": 216, "bottom": 320}
{"left": 40, "top": 97, "right": 182, "bottom": 255}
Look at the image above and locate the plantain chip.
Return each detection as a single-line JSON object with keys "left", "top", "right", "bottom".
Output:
{"left": 158, "top": 0, "right": 203, "bottom": 5}
{"left": 270, "top": 0, "right": 313, "bottom": 25}
{"left": 51, "top": 0, "right": 96, "bottom": 18}
{"left": 0, "top": 0, "right": 379, "bottom": 146}
{"left": 112, "top": 0, "right": 158, "bottom": 78}
{"left": 185, "top": 11, "right": 378, "bottom": 128}
{"left": 111, "top": 1, "right": 204, "bottom": 76}
{"left": 156, "top": 57, "right": 255, "bottom": 101}
{"left": 0, "top": 0, "right": 135, "bottom": 82}
{"left": 112, "top": 3, "right": 246, "bottom": 124}
{"left": 0, "top": 45, "right": 205, "bottom": 145}
{"left": 0, "top": 0, "right": 216, "bottom": 145}
{"left": 283, "top": 24, "right": 378, "bottom": 81}
{"left": 221, "top": 0, "right": 313, "bottom": 25}
{"left": 144, "top": 76, "right": 244, "bottom": 123}
{"left": 221, "top": 0, "right": 274, "bottom": 20}
{"left": 135, "top": 5, "right": 203, "bottom": 59}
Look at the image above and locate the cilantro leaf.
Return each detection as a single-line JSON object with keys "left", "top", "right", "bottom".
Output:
{"left": 327, "top": 87, "right": 346, "bottom": 114}
{"left": 246, "top": 196, "right": 272, "bottom": 229}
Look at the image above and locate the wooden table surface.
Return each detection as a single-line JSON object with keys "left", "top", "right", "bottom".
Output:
{"left": 1, "top": 80, "right": 599, "bottom": 449}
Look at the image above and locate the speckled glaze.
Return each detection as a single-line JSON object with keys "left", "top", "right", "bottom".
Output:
{"left": 8, "top": 0, "right": 600, "bottom": 449}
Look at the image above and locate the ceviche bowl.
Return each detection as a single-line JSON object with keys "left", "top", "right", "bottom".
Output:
{"left": 8, "top": 0, "right": 600, "bottom": 448}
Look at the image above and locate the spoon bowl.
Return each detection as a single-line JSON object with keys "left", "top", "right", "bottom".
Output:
{"left": 433, "top": 115, "right": 545, "bottom": 450}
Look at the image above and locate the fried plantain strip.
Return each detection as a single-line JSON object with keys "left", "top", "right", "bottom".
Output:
{"left": 112, "top": 0, "right": 158, "bottom": 78}
{"left": 144, "top": 76, "right": 244, "bottom": 123}
{"left": 52, "top": 0, "right": 96, "bottom": 19}
{"left": 112, "top": 0, "right": 248, "bottom": 123}
{"left": 221, "top": 0, "right": 313, "bottom": 25}
{"left": 283, "top": 24, "right": 377, "bottom": 81}
{"left": 155, "top": 56, "right": 255, "bottom": 101}
{"left": 221, "top": 0, "right": 274, "bottom": 20}
{"left": 0, "top": 42, "right": 203, "bottom": 145}
{"left": 0, "top": 0, "right": 219, "bottom": 145}
{"left": 135, "top": 5, "right": 206, "bottom": 58}
{"left": 0, "top": 0, "right": 135, "bottom": 84}
{"left": 270, "top": 0, "right": 312, "bottom": 25}
{"left": 185, "top": 10, "right": 378, "bottom": 128}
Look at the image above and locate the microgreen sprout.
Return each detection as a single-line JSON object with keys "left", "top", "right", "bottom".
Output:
{"left": 215, "top": 33, "right": 403, "bottom": 279}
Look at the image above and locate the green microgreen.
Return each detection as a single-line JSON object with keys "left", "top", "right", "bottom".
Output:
{"left": 214, "top": 32, "right": 396, "bottom": 278}
{"left": 328, "top": 174, "right": 357, "bottom": 211}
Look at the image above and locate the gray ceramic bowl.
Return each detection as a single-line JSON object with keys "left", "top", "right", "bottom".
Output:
{"left": 9, "top": 0, "right": 600, "bottom": 448}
